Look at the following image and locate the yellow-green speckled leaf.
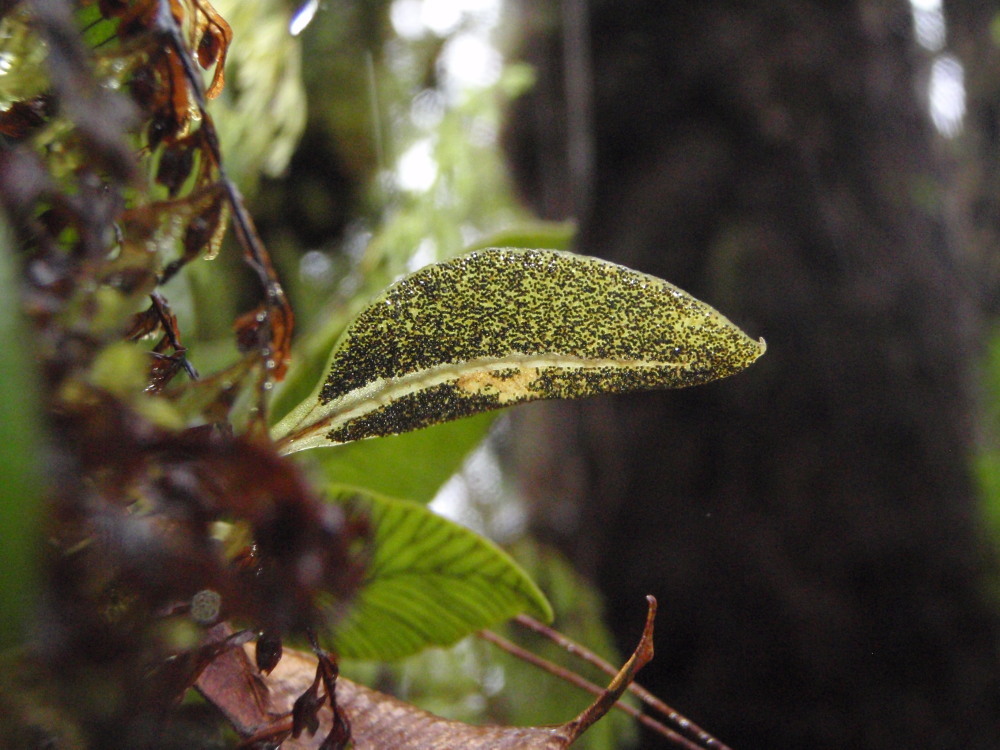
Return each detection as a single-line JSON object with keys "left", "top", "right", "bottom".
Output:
{"left": 272, "top": 248, "right": 765, "bottom": 454}
{"left": 326, "top": 492, "right": 553, "bottom": 661}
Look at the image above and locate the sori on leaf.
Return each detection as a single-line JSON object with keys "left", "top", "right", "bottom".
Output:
{"left": 272, "top": 246, "right": 766, "bottom": 454}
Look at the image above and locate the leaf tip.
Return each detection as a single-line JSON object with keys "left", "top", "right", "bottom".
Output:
{"left": 531, "top": 592, "right": 556, "bottom": 625}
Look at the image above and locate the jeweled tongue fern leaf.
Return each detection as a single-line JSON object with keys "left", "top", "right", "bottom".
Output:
{"left": 272, "top": 246, "right": 765, "bottom": 454}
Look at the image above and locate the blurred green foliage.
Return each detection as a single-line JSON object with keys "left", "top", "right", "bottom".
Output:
{"left": 975, "top": 331, "right": 1000, "bottom": 547}
{"left": 0, "top": 215, "right": 43, "bottom": 650}
{"left": 0, "top": 8, "right": 48, "bottom": 106}
{"left": 211, "top": 0, "right": 308, "bottom": 188}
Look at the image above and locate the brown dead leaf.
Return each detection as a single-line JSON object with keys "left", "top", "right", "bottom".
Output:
{"left": 197, "top": 598, "right": 657, "bottom": 749}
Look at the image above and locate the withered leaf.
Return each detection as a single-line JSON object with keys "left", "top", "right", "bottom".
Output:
{"left": 193, "top": 2, "right": 233, "bottom": 99}
{"left": 125, "top": 303, "right": 162, "bottom": 342}
{"left": 0, "top": 95, "right": 55, "bottom": 140}
{"left": 255, "top": 630, "right": 283, "bottom": 675}
{"left": 155, "top": 137, "right": 197, "bottom": 198}
{"left": 234, "top": 299, "right": 294, "bottom": 381}
{"left": 182, "top": 187, "right": 227, "bottom": 261}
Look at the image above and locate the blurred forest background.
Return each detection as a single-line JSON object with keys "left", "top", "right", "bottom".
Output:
{"left": 502, "top": 1, "right": 1000, "bottom": 748}
{"left": 92, "top": 0, "right": 1000, "bottom": 747}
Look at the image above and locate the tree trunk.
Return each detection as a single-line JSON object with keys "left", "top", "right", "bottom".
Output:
{"left": 505, "top": 1, "right": 1000, "bottom": 747}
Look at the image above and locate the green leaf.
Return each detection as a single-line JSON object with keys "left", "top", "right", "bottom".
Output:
{"left": 0, "top": 220, "right": 43, "bottom": 649}
{"left": 272, "top": 247, "right": 765, "bottom": 454}
{"left": 326, "top": 492, "right": 553, "bottom": 661}
{"left": 315, "top": 412, "right": 494, "bottom": 504}
{"left": 463, "top": 220, "right": 577, "bottom": 253}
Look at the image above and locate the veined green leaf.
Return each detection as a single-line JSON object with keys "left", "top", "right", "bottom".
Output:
{"left": 326, "top": 492, "right": 553, "bottom": 661}
{"left": 272, "top": 247, "right": 765, "bottom": 454}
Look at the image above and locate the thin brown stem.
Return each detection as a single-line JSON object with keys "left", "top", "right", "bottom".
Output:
{"left": 513, "top": 608, "right": 731, "bottom": 750}
{"left": 481, "top": 597, "right": 701, "bottom": 749}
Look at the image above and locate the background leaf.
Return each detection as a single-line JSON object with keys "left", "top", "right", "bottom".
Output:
{"left": 315, "top": 413, "right": 494, "bottom": 504}
{"left": 273, "top": 247, "right": 765, "bottom": 453}
{"left": 327, "top": 492, "right": 553, "bottom": 661}
{"left": 463, "top": 220, "right": 577, "bottom": 253}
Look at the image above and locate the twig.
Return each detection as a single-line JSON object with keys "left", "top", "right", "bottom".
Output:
{"left": 150, "top": 292, "right": 199, "bottom": 379}
{"left": 479, "top": 627, "right": 701, "bottom": 750}
{"left": 483, "top": 596, "right": 707, "bottom": 749}
{"left": 512, "top": 611, "right": 732, "bottom": 750}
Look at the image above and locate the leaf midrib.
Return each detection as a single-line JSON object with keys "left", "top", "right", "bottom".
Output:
{"left": 275, "top": 351, "right": 683, "bottom": 452}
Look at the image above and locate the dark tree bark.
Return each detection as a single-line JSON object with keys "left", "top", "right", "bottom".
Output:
{"left": 504, "top": 1, "right": 1000, "bottom": 747}
{"left": 945, "top": 0, "right": 1000, "bottom": 312}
